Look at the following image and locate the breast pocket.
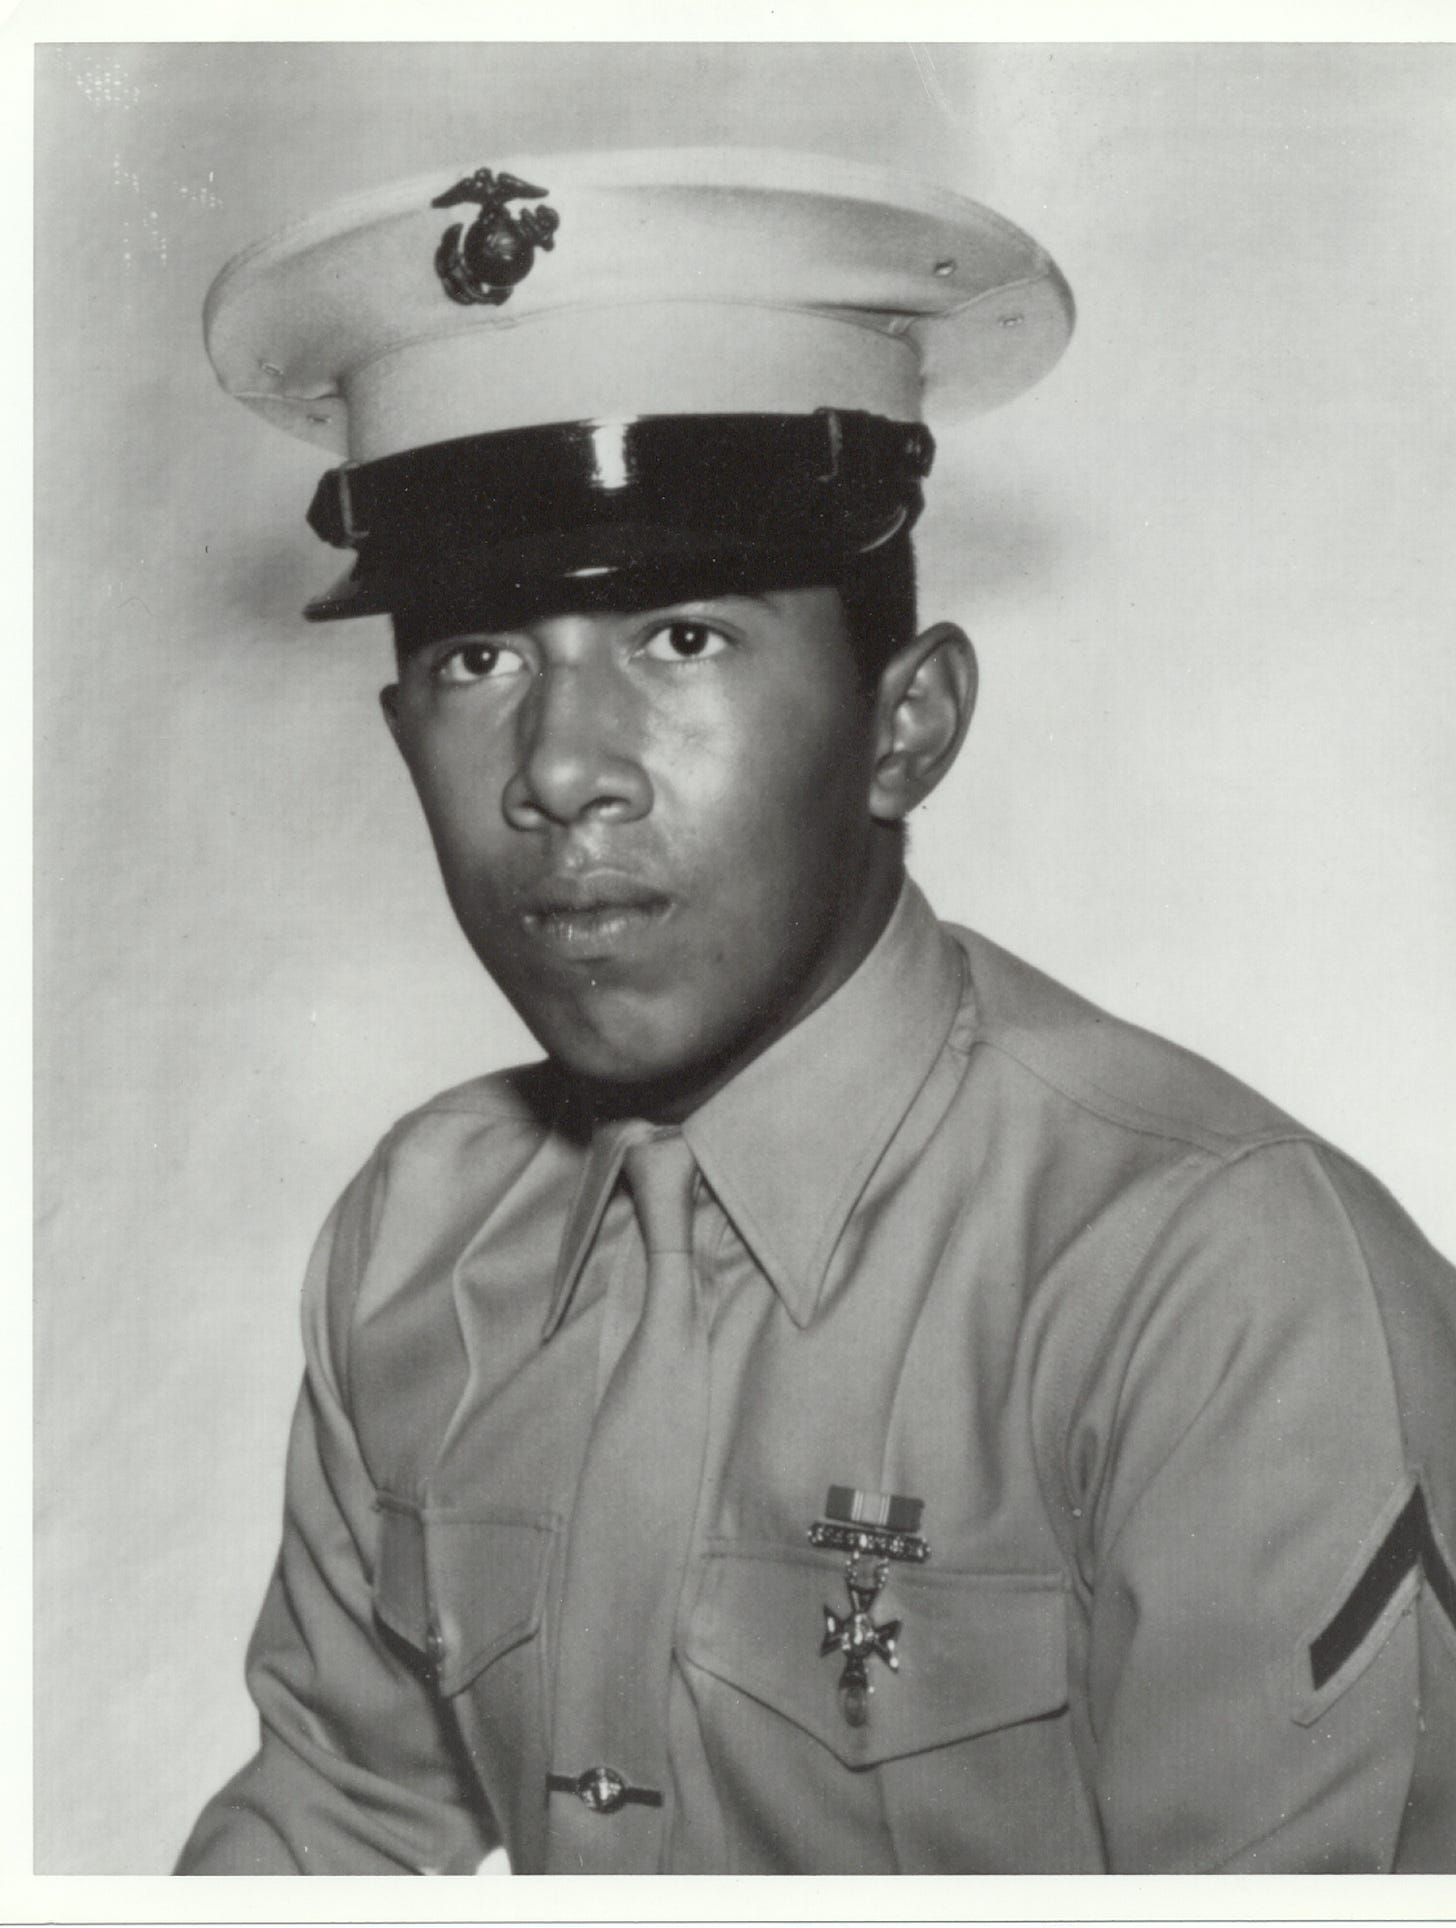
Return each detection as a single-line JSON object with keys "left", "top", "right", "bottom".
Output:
{"left": 683, "top": 1544, "right": 1096, "bottom": 1871}
{"left": 373, "top": 1496, "right": 558, "bottom": 1856}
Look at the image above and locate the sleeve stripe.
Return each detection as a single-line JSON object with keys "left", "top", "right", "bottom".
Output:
{"left": 1310, "top": 1484, "right": 1456, "bottom": 1690}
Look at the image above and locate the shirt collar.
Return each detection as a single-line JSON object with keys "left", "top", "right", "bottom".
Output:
{"left": 541, "top": 1114, "right": 654, "bottom": 1341}
{"left": 544, "top": 878, "right": 965, "bottom": 1339}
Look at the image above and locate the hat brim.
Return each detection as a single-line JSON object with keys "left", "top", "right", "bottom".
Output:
{"left": 305, "top": 521, "right": 885, "bottom": 627}
{"left": 302, "top": 410, "right": 930, "bottom": 625}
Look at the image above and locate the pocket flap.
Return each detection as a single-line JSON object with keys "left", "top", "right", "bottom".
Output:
{"left": 683, "top": 1544, "right": 1069, "bottom": 1767}
{"left": 374, "top": 1499, "right": 556, "bottom": 1697}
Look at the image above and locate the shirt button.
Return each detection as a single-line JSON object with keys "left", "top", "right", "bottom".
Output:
{"left": 425, "top": 1623, "right": 447, "bottom": 1668}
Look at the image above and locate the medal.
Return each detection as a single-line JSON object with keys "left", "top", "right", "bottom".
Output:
{"left": 810, "top": 1486, "right": 928, "bottom": 1727}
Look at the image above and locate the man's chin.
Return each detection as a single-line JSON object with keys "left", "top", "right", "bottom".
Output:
{"left": 520, "top": 1008, "right": 737, "bottom": 1121}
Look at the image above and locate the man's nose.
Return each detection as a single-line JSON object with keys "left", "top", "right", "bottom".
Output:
{"left": 501, "top": 661, "right": 653, "bottom": 829}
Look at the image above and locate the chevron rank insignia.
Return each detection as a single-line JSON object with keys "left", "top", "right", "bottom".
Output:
{"left": 1310, "top": 1483, "right": 1456, "bottom": 1689}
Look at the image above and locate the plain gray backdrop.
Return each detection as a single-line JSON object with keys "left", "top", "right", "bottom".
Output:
{"left": 34, "top": 40, "right": 1456, "bottom": 1872}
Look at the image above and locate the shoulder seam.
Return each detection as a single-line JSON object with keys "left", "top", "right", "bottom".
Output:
{"left": 337, "top": 1133, "right": 394, "bottom": 1413}
{"left": 1299, "top": 1145, "right": 1409, "bottom": 1461}
{"left": 974, "top": 1034, "right": 1310, "bottom": 1159}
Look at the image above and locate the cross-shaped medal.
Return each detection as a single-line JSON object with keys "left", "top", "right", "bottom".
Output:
{"left": 821, "top": 1567, "right": 901, "bottom": 1727}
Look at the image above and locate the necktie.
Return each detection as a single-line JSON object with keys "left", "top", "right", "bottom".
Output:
{"left": 544, "top": 1127, "right": 708, "bottom": 1873}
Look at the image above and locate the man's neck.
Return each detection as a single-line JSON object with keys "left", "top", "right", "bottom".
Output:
{"left": 571, "top": 853, "right": 907, "bottom": 1127}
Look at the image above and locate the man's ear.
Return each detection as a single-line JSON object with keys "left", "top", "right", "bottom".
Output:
{"left": 868, "top": 622, "right": 977, "bottom": 823}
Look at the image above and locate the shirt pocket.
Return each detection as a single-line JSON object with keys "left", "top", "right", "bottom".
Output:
{"left": 372, "top": 1496, "right": 559, "bottom": 1862}
{"left": 684, "top": 1542, "right": 1071, "bottom": 1768}
{"left": 372, "top": 1496, "right": 556, "bottom": 1697}
{"left": 683, "top": 1542, "right": 1094, "bottom": 1870}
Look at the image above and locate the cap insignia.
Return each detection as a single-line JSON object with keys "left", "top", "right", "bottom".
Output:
{"left": 430, "top": 167, "right": 560, "bottom": 307}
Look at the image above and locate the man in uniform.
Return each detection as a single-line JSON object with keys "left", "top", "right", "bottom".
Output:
{"left": 178, "top": 150, "right": 1456, "bottom": 1875}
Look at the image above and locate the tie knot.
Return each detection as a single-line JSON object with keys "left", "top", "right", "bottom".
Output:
{"left": 622, "top": 1130, "right": 698, "bottom": 1257}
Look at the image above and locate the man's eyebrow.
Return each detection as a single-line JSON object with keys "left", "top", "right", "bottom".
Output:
{"left": 645, "top": 591, "right": 774, "bottom": 617}
{"left": 393, "top": 621, "right": 519, "bottom": 658}
{"left": 399, "top": 592, "right": 775, "bottom": 645}
{"left": 391, "top": 585, "right": 791, "bottom": 658}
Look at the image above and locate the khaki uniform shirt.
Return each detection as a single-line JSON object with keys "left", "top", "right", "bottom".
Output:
{"left": 179, "top": 884, "right": 1456, "bottom": 1874}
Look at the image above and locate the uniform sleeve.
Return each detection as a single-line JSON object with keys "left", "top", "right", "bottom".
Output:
{"left": 1080, "top": 1139, "right": 1456, "bottom": 1873}
{"left": 175, "top": 1153, "right": 499, "bottom": 1875}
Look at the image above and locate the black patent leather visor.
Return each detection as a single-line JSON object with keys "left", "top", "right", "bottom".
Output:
{"left": 303, "top": 411, "right": 933, "bottom": 622}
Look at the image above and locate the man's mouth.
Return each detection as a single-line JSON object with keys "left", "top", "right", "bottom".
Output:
{"left": 519, "top": 877, "right": 674, "bottom": 958}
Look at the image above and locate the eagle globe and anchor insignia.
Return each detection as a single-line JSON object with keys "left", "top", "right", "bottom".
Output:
{"left": 431, "top": 167, "right": 561, "bottom": 306}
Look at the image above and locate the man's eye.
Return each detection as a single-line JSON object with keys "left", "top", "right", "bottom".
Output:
{"left": 433, "top": 641, "right": 525, "bottom": 686}
{"left": 639, "top": 621, "right": 731, "bottom": 663}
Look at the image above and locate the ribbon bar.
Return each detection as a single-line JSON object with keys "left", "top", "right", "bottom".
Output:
{"left": 825, "top": 1485, "right": 924, "bottom": 1534}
